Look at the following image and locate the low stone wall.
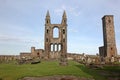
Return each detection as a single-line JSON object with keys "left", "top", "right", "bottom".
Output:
{"left": 0, "top": 55, "right": 19, "bottom": 63}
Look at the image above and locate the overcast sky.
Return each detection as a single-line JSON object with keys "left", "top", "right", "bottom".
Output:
{"left": 0, "top": 0, "right": 120, "bottom": 55}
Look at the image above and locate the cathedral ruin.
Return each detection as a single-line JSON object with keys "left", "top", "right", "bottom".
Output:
{"left": 19, "top": 11, "right": 68, "bottom": 65}
{"left": 44, "top": 11, "right": 67, "bottom": 60}
{"left": 0, "top": 11, "right": 120, "bottom": 64}
{"left": 44, "top": 11, "right": 68, "bottom": 65}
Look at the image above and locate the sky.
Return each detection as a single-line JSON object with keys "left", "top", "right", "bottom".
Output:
{"left": 0, "top": 0, "right": 120, "bottom": 55}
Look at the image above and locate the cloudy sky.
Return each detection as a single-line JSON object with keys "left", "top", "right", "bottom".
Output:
{"left": 0, "top": 0, "right": 120, "bottom": 55}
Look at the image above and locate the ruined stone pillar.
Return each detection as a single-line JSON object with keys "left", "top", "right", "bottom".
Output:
{"left": 53, "top": 44, "right": 55, "bottom": 51}
{"left": 57, "top": 44, "right": 59, "bottom": 51}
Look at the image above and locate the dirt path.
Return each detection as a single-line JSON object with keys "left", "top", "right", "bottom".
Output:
{"left": 20, "top": 75, "right": 95, "bottom": 80}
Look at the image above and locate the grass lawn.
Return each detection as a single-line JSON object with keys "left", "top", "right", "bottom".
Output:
{"left": 0, "top": 60, "right": 107, "bottom": 80}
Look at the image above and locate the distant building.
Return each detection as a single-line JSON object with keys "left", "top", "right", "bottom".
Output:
{"left": 20, "top": 47, "right": 44, "bottom": 59}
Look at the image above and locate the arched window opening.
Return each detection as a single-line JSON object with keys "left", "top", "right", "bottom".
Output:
{"left": 53, "top": 27, "right": 59, "bottom": 38}
{"left": 47, "top": 29, "right": 49, "bottom": 33}
{"left": 55, "top": 44, "right": 57, "bottom": 51}
{"left": 37, "top": 53, "right": 39, "bottom": 56}
{"left": 51, "top": 44, "right": 53, "bottom": 51}
{"left": 108, "top": 20, "right": 111, "bottom": 23}
{"left": 58, "top": 44, "right": 61, "bottom": 51}
{"left": 63, "top": 29, "right": 65, "bottom": 34}
{"left": 47, "top": 20, "right": 49, "bottom": 23}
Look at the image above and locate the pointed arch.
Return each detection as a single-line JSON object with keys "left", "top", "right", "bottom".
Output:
{"left": 53, "top": 27, "right": 59, "bottom": 38}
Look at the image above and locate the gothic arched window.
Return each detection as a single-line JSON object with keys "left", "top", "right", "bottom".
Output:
{"left": 53, "top": 27, "right": 59, "bottom": 38}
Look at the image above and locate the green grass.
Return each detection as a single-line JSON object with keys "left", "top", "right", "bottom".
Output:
{"left": 103, "top": 65, "right": 120, "bottom": 72}
{"left": 0, "top": 60, "right": 106, "bottom": 80}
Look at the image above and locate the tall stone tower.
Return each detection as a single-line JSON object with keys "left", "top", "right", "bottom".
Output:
{"left": 101, "top": 15, "right": 117, "bottom": 57}
{"left": 44, "top": 10, "right": 67, "bottom": 64}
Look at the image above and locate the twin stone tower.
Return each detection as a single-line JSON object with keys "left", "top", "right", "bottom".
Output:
{"left": 44, "top": 11, "right": 68, "bottom": 65}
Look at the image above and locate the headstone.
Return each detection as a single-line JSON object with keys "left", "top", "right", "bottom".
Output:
{"left": 118, "top": 59, "right": 120, "bottom": 63}
{"left": 87, "top": 58, "right": 92, "bottom": 64}
{"left": 111, "top": 57, "right": 114, "bottom": 63}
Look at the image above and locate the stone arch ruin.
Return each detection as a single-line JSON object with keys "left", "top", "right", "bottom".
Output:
{"left": 44, "top": 10, "right": 68, "bottom": 65}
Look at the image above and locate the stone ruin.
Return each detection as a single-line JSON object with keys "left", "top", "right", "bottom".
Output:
{"left": 99, "top": 15, "right": 120, "bottom": 65}
{"left": 0, "top": 55, "right": 19, "bottom": 63}
{"left": 0, "top": 12, "right": 120, "bottom": 66}
{"left": 44, "top": 11, "right": 68, "bottom": 65}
